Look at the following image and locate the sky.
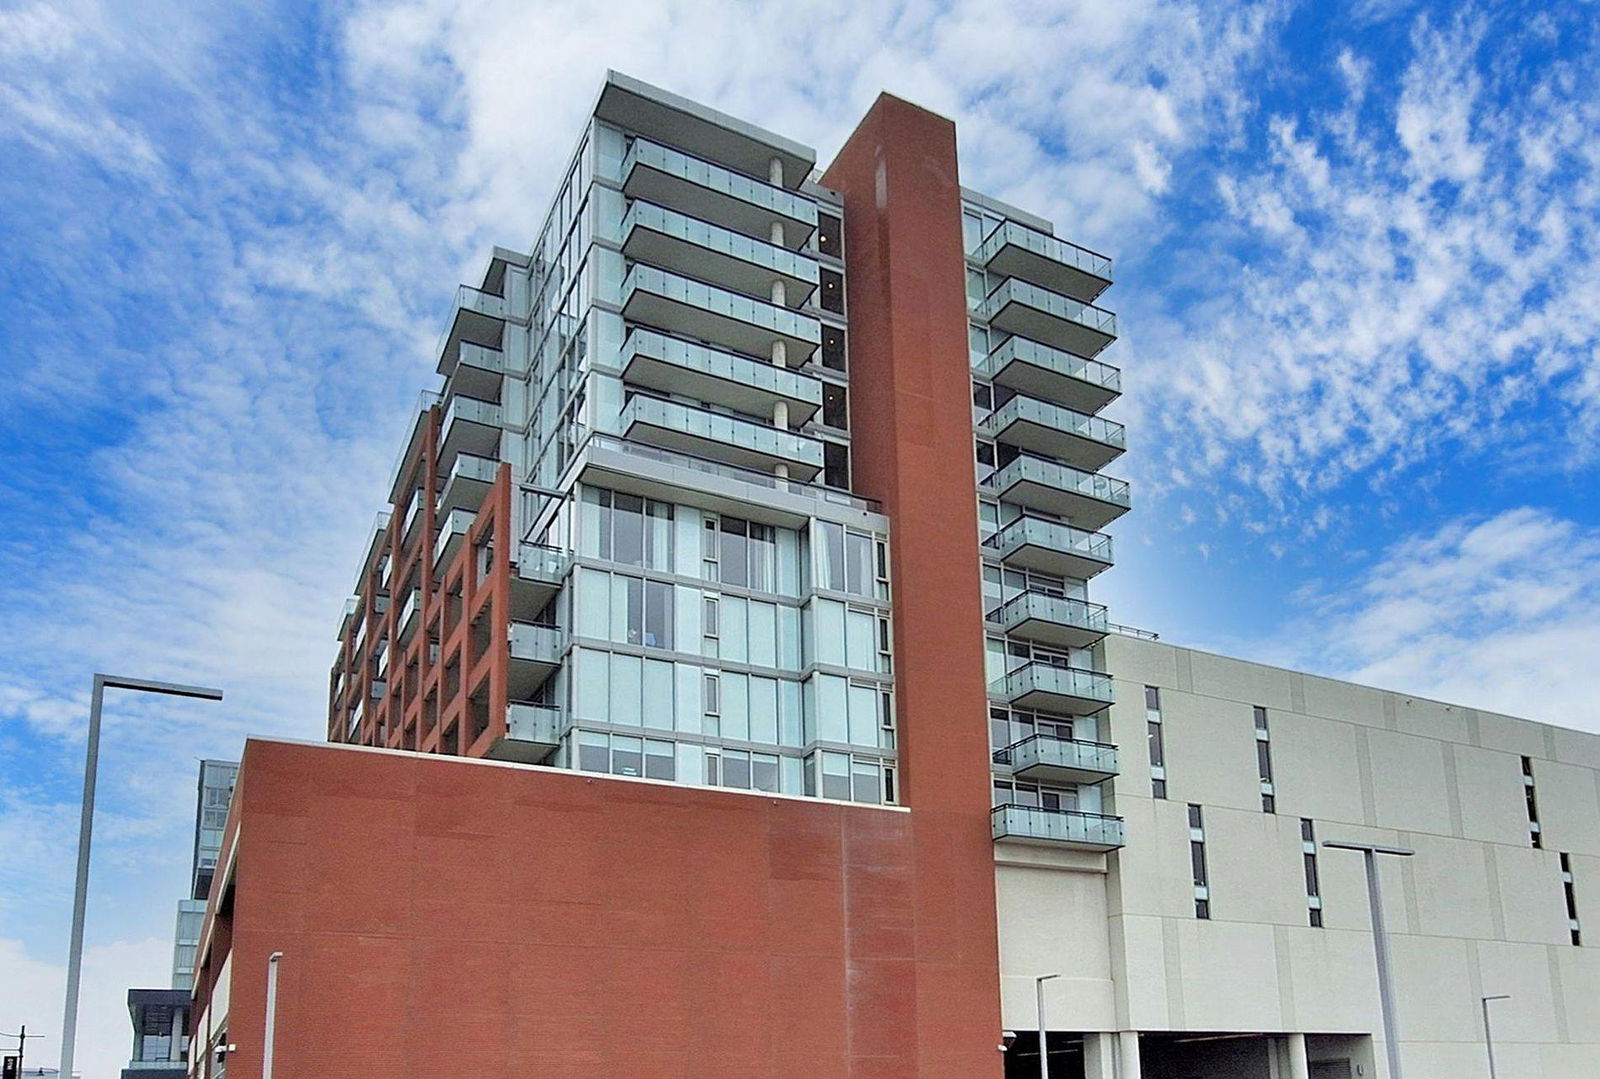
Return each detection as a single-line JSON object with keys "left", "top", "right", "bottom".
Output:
{"left": 3, "top": 0, "right": 1600, "bottom": 1073}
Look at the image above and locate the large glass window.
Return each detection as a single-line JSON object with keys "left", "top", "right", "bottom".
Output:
{"left": 585, "top": 487, "right": 673, "bottom": 570}
{"left": 708, "top": 514, "right": 777, "bottom": 591}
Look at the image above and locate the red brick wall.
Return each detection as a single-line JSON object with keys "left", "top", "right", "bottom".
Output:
{"left": 821, "top": 94, "right": 1005, "bottom": 1079}
{"left": 205, "top": 738, "right": 999, "bottom": 1079}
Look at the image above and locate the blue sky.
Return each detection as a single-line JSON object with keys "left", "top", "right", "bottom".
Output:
{"left": 4, "top": 0, "right": 1600, "bottom": 1072}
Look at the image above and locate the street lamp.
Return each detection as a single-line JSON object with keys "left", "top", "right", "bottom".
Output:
{"left": 1323, "top": 840, "right": 1414, "bottom": 1079}
{"left": 60, "top": 674, "right": 224, "bottom": 1079}
{"left": 1481, "top": 994, "right": 1509, "bottom": 1079}
{"left": 1035, "top": 973, "right": 1060, "bottom": 1079}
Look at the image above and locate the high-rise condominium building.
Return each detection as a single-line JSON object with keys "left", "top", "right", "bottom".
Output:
{"left": 186, "top": 74, "right": 1599, "bottom": 1079}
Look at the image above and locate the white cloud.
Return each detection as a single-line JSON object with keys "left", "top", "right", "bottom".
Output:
{"left": 1258, "top": 508, "right": 1600, "bottom": 731}
{"left": 1126, "top": 7, "right": 1600, "bottom": 512}
{"left": 0, "top": 936, "right": 173, "bottom": 1079}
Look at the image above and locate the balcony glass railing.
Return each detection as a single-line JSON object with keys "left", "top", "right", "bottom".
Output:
{"left": 989, "top": 591, "right": 1110, "bottom": 635}
{"left": 624, "top": 202, "right": 818, "bottom": 287}
{"left": 975, "top": 278, "right": 1118, "bottom": 339}
{"left": 433, "top": 507, "right": 476, "bottom": 564}
{"left": 974, "top": 221, "right": 1113, "bottom": 285}
{"left": 434, "top": 285, "right": 508, "bottom": 368}
{"left": 991, "top": 804, "right": 1125, "bottom": 848}
{"left": 510, "top": 622, "right": 565, "bottom": 663}
{"left": 981, "top": 335, "right": 1121, "bottom": 396}
{"left": 585, "top": 434, "right": 880, "bottom": 513}
{"left": 624, "top": 329, "right": 821, "bottom": 404}
{"left": 624, "top": 139, "right": 818, "bottom": 227}
{"left": 984, "top": 516, "right": 1115, "bottom": 567}
{"left": 621, "top": 395, "right": 824, "bottom": 470}
{"left": 397, "top": 589, "right": 421, "bottom": 637}
{"left": 389, "top": 391, "right": 442, "bottom": 494}
{"left": 444, "top": 452, "right": 498, "bottom": 489}
{"left": 985, "top": 454, "right": 1131, "bottom": 510}
{"left": 981, "top": 395, "right": 1126, "bottom": 452}
{"left": 993, "top": 661, "right": 1115, "bottom": 706}
{"left": 441, "top": 394, "right": 503, "bottom": 430}
{"left": 622, "top": 265, "right": 821, "bottom": 347}
{"left": 456, "top": 341, "right": 505, "bottom": 373}
{"left": 517, "top": 542, "right": 571, "bottom": 583}
{"left": 506, "top": 702, "right": 563, "bottom": 745}
{"left": 994, "top": 733, "right": 1119, "bottom": 777}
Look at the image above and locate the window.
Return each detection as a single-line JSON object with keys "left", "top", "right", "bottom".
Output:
{"left": 1562, "top": 853, "right": 1582, "bottom": 946}
{"left": 587, "top": 488, "right": 673, "bottom": 569}
{"left": 815, "top": 522, "right": 886, "bottom": 598}
{"left": 1189, "top": 804, "right": 1210, "bottom": 919}
{"left": 823, "top": 441, "right": 849, "bottom": 490}
{"left": 1302, "top": 819, "right": 1323, "bottom": 927}
{"left": 822, "top": 382, "right": 849, "bottom": 429}
{"left": 1255, "top": 704, "right": 1275, "bottom": 813}
{"left": 710, "top": 515, "right": 777, "bottom": 591}
{"left": 623, "top": 578, "right": 674, "bottom": 649}
{"left": 1146, "top": 686, "right": 1167, "bottom": 798}
{"left": 817, "top": 213, "right": 842, "bottom": 258}
{"left": 819, "top": 268, "right": 845, "bottom": 314}
{"left": 821, "top": 325, "right": 846, "bottom": 371}
{"left": 1523, "top": 756, "right": 1542, "bottom": 848}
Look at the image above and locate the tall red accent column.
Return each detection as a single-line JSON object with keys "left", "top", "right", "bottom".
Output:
{"left": 822, "top": 94, "right": 1004, "bottom": 1079}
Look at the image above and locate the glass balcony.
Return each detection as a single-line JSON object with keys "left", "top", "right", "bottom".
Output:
{"left": 433, "top": 507, "right": 477, "bottom": 575}
{"left": 623, "top": 200, "right": 818, "bottom": 305}
{"left": 983, "top": 453, "right": 1130, "bottom": 531}
{"left": 439, "top": 341, "right": 505, "bottom": 404}
{"left": 991, "top": 804, "right": 1125, "bottom": 850}
{"left": 983, "top": 516, "right": 1114, "bottom": 579}
{"left": 980, "top": 335, "right": 1120, "bottom": 415}
{"left": 994, "top": 734, "right": 1119, "bottom": 785}
{"left": 436, "top": 284, "right": 508, "bottom": 372}
{"left": 622, "top": 328, "right": 821, "bottom": 424}
{"left": 512, "top": 543, "right": 571, "bottom": 616}
{"left": 437, "top": 453, "right": 498, "bottom": 514}
{"left": 974, "top": 221, "right": 1112, "bottom": 303}
{"left": 397, "top": 588, "right": 421, "bottom": 643}
{"left": 438, "top": 394, "right": 502, "bottom": 469}
{"left": 993, "top": 661, "right": 1114, "bottom": 713}
{"left": 622, "top": 137, "right": 817, "bottom": 249}
{"left": 489, "top": 702, "right": 564, "bottom": 764}
{"left": 989, "top": 591, "right": 1110, "bottom": 649}
{"left": 621, "top": 264, "right": 820, "bottom": 365}
{"left": 975, "top": 278, "right": 1116, "bottom": 358}
{"left": 389, "top": 391, "right": 442, "bottom": 504}
{"left": 401, "top": 486, "right": 428, "bottom": 548}
{"left": 979, "top": 393, "right": 1125, "bottom": 469}
{"left": 508, "top": 622, "right": 564, "bottom": 697}
{"left": 620, "top": 395, "right": 824, "bottom": 480}
{"left": 339, "top": 596, "right": 360, "bottom": 638}
{"left": 583, "top": 434, "right": 881, "bottom": 513}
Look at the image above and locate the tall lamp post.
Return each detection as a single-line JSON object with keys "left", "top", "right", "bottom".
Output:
{"left": 1480, "top": 993, "right": 1509, "bottom": 1079}
{"left": 60, "top": 674, "right": 224, "bottom": 1079}
{"left": 1323, "top": 840, "right": 1414, "bottom": 1079}
{"left": 1035, "top": 973, "right": 1060, "bottom": 1079}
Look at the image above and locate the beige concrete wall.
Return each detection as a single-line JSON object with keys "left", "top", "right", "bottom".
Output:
{"left": 992, "top": 634, "right": 1600, "bottom": 1078}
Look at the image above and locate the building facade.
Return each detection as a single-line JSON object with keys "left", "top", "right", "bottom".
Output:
{"left": 185, "top": 73, "right": 1600, "bottom": 1079}
{"left": 123, "top": 760, "right": 238, "bottom": 1078}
